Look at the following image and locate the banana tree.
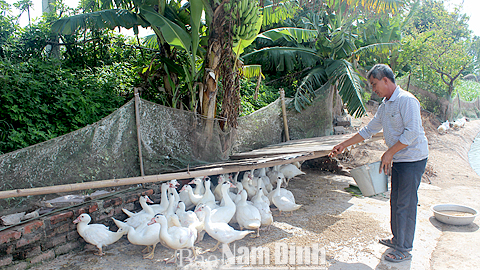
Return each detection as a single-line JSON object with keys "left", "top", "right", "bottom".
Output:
{"left": 50, "top": 0, "right": 267, "bottom": 129}
{"left": 51, "top": 0, "right": 204, "bottom": 111}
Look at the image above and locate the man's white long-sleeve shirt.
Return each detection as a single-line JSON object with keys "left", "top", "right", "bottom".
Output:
{"left": 358, "top": 86, "right": 429, "bottom": 162}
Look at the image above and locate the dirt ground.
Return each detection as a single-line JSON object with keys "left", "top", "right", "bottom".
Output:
{"left": 31, "top": 106, "right": 480, "bottom": 270}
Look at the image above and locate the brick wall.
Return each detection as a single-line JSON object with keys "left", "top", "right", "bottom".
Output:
{"left": 0, "top": 188, "right": 158, "bottom": 269}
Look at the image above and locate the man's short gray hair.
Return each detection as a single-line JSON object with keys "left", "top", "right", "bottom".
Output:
{"left": 367, "top": 64, "right": 395, "bottom": 84}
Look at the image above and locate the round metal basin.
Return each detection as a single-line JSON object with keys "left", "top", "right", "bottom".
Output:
{"left": 431, "top": 204, "right": 478, "bottom": 226}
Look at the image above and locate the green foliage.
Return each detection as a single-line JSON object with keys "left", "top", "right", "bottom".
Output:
{"left": 5, "top": 20, "right": 52, "bottom": 62}
{"left": 239, "top": 78, "right": 279, "bottom": 116}
{"left": 456, "top": 80, "right": 480, "bottom": 102}
{"left": 61, "top": 29, "right": 142, "bottom": 69}
{"left": 0, "top": 13, "right": 16, "bottom": 58}
{"left": 399, "top": 0, "right": 474, "bottom": 98}
{"left": 0, "top": 58, "right": 133, "bottom": 154}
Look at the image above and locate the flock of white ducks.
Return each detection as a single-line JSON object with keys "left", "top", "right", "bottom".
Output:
{"left": 72, "top": 163, "right": 305, "bottom": 263}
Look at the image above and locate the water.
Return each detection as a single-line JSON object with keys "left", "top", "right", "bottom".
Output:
{"left": 469, "top": 133, "right": 480, "bottom": 176}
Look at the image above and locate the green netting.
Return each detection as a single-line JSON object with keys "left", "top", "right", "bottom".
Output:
{"left": 0, "top": 92, "right": 333, "bottom": 192}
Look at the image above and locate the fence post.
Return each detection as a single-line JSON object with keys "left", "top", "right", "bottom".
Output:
{"left": 134, "top": 88, "right": 145, "bottom": 177}
{"left": 280, "top": 88, "right": 290, "bottom": 141}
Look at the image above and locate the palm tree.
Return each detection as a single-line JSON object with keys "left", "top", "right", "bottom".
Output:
{"left": 242, "top": 0, "right": 406, "bottom": 118}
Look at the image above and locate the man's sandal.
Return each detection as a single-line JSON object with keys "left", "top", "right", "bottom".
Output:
{"left": 385, "top": 250, "right": 412, "bottom": 263}
{"left": 379, "top": 238, "right": 396, "bottom": 249}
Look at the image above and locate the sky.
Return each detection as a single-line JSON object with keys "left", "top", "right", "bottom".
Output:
{"left": 4, "top": 0, "right": 480, "bottom": 37}
{"left": 5, "top": 0, "right": 151, "bottom": 36}
{"left": 446, "top": 0, "right": 480, "bottom": 36}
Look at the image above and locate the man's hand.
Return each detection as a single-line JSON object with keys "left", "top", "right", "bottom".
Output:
{"left": 379, "top": 141, "right": 408, "bottom": 175}
{"left": 380, "top": 150, "right": 394, "bottom": 176}
{"left": 329, "top": 143, "right": 345, "bottom": 157}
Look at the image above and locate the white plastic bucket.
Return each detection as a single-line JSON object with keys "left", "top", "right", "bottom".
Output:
{"left": 350, "top": 161, "right": 389, "bottom": 196}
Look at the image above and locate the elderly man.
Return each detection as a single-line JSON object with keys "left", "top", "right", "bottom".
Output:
{"left": 329, "top": 64, "right": 428, "bottom": 262}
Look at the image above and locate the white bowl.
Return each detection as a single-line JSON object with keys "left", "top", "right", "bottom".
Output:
{"left": 431, "top": 204, "right": 478, "bottom": 226}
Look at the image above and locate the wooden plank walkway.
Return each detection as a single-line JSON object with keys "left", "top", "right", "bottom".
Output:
{"left": 229, "top": 132, "right": 383, "bottom": 160}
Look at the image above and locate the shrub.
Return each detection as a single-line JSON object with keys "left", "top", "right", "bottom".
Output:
{"left": 455, "top": 80, "right": 480, "bottom": 102}
{"left": 0, "top": 58, "right": 134, "bottom": 154}
{"left": 239, "top": 78, "right": 279, "bottom": 116}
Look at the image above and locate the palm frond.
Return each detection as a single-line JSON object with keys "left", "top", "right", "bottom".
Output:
{"left": 259, "top": 27, "right": 318, "bottom": 43}
{"left": 292, "top": 66, "right": 329, "bottom": 112}
{"left": 324, "top": 0, "right": 404, "bottom": 14}
{"left": 142, "top": 34, "right": 158, "bottom": 49}
{"left": 51, "top": 9, "right": 141, "bottom": 35}
{"left": 326, "top": 59, "right": 366, "bottom": 117}
{"left": 261, "top": 1, "right": 299, "bottom": 26}
{"left": 140, "top": 7, "right": 191, "bottom": 52}
{"left": 352, "top": 42, "right": 400, "bottom": 57}
{"left": 242, "top": 46, "right": 320, "bottom": 72}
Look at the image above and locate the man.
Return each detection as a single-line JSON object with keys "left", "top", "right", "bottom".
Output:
{"left": 329, "top": 64, "right": 428, "bottom": 262}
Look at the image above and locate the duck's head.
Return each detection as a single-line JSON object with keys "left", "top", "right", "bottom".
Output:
{"left": 141, "top": 195, "right": 154, "bottom": 204}
{"left": 169, "top": 179, "right": 180, "bottom": 188}
{"left": 73, "top": 213, "right": 91, "bottom": 224}
{"left": 148, "top": 214, "right": 166, "bottom": 225}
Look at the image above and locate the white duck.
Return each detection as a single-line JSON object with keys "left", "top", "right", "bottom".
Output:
{"left": 176, "top": 201, "right": 199, "bottom": 228}
{"left": 122, "top": 195, "right": 154, "bottom": 217}
{"left": 267, "top": 173, "right": 294, "bottom": 204}
{"left": 190, "top": 177, "right": 206, "bottom": 195}
{"left": 195, "top": 204, "right": 254, "bottom": 252}
{"left": 195, "top": 178, "right": 216, "bottom": 210}
{"left": 241, "top": 171, "right": 256, "bottom": 199}
{"left": 123, "top": 195, "right": 156, "bottom": 228}
{"left": 164, "top": 193, "right": 182, "bottom": 227}
{"left": 168, "top": 187, "right": 180, "bottom": 211}
{"left": 228, "top": 182, "right": 243, "bottom": 204}
{"left": 280, "top": 163, "right": 306, "bottom": 187}
{"left": 180, "top": 185, "right": 203, "bottom": 206}
{"left": 169, "top": 179, "right": 180, "bottom": 189}
{"left": 113, "top": 218, "right": 161, "bottom": 259}
{"left": 257, "top": 167, "right": 273, "bottom": 193}
{"left": 271, "top": 175, "right": 302, "bottom": 216}
{"left": 73, "top": 213, "right": 126, "bottom": 256}
{"left": 214, "top": 173, "right": 229, "bottom": 201}
{"left": 176, "top": 201, "right": 204, "bottom": 242}
{"left": 235, "top": 190, "right": 261, "bottom": 237}
{"left": 148, "top": 214, "right": 197, "bottom": 264}
{"left": 267, "top": 165, "right": 281, "bottom": 185}
{"left": 150, "top": 183, "right": 170, "bottom": 214}
{"left": 208, "top": 181, "right": 237, "bottom": 223}
{"left": 178, "top": 184, "right": 194, "bottom": 211}
{"left": 252, "top": 188, "right": 273, "bottom": 230}
{"left": 231, "top": 171, "right": 240, "bottom": 185}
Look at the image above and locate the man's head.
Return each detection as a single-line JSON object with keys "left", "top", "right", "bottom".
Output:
{"left": 367, "top": 64, "right": 397, "bottom": 99}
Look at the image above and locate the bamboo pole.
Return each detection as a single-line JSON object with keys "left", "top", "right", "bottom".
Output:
{"left": 134, "top": 88, "right": 145, "bottom": 176}
{"left": 0, "top": 151, "right": 326, "bottom": 199}
{"left": 280, "top": 88, "right": 290, "bottom": 141}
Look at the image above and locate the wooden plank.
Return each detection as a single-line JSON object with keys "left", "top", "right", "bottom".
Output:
{"left": 230, "top": 132, "right": 383, "bottom": 159}
{"left": 0, "top": 152, "right": 316, "bottom": 199}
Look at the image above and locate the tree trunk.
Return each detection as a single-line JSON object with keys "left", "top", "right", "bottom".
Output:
{"left": 201, "top": 2, "right": 238, "bottom": 131}
{"left": 202, "top": 41, "right": 221, "bottom": 119}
